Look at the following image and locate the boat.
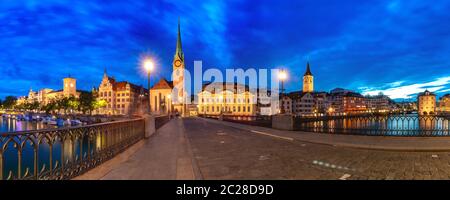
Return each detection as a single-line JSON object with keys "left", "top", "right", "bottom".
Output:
{"left": 42, "top": 117, "right": 52, "bottom": 124}
{"left": 56, "top": 118, "right": 65, "bottom": 127}
{"left": 71, "top": 120, "right": 82, "bottom": 126}
{"left": 47, "top": 120, "right": 57, "bottom": 125}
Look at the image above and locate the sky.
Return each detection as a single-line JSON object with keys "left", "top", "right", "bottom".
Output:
{"left": 0, "top": 0, "right": 449, "bottom": 101}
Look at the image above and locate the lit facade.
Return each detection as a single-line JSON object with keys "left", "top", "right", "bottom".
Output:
{"left": 329, "top": 89, "right": 367, "bottom": 114}
{"left": 366, "top": 94, "right": 393, "bottom": 113}
{"left": 17, "top": 77, "right": 80, "bottom": 106}
{"left": 172, "top": 19, "right": 187, "bottom": 116}
{"left": 97, "top": 71, "right": 147, "bottom": 115}
{"left": 342, "top": 92, "right": 367, "bottom": 113}
{"left": 302, "top": 62, "right": 314, "bottom": 93}
{"left": 438, "top": 94, "right": 450, "bottom": 113}
{"left": 150, "top": 79, "right": 173, "bottom": 115}
{"left": 417, "top": 90, "right": 436, "bottom": 115}
{"left": 198, "top": 82, "right": 257, "bottom": 116}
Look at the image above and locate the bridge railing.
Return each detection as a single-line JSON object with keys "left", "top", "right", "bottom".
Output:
{"left": 0, "top": 118, "right": 145, "bottom": 180}
{"left": 294, "top": 114, "right": 450, "bottom": 136}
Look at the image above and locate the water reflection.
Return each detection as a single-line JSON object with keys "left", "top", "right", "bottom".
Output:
{"left": 0, "top": 117, "right": 56, "bottom": 132}
{"left": 299, "top": 114, "right": 450, "bottom": 136}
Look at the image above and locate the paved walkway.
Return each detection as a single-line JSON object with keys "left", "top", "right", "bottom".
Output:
{"left": 201, "top": 118, "right": 450, "bottom": 151}
{"left": 75, "top": 117, "right": 450, "bottom": 180}
{"left": 75, "top": 118, "right": 201, "bottom": 180}
{"left": 183, "top": 118, "right": 450, "bottom": 180}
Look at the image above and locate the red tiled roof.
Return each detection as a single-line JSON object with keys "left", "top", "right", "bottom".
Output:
{"left": 151, "top": 78, "right": 174, "bottom": 90}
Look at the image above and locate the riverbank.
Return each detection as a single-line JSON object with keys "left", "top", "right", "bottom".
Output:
{"left": 1, "top": 111, "right": 144, "bottom": 133}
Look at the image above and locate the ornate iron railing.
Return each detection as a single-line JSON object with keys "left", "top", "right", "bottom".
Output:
{"left": 294, "top": 114, "right": 450, "bottom": 136}
{"left": 0, "top": 118, "right": 145, "bottom": 180}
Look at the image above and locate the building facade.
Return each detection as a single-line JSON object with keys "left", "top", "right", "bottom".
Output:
{"left": 97, "top": 71, "right": 147, "bottom": 115}
{"left": 342, "top": 92, "right": 367, "bottom": 113}
{"left": 198, "top": 82, "right": 257, "bottom": 116}
{"left": 365, "top": 93, "right": 393, "bottom": 113}
{"left": 17, "top": 76, "right": 80, "bottom": 105}
{"left": 329, "top": 89, "right": 367, "bottom": 114}
{"left": 417, "top": 90, "right": 436, "bottom": 115}
{"left": 150, "top": 79, "right": 174, "bottom": 115}
{"left": 438, "top": 94, "right": 450, "bottom": 114}
{"left": 302, "top": 62, "right": 314, "bottom": 93}
{"left": 150, "top": 19, "right": 188, "bottom": 116}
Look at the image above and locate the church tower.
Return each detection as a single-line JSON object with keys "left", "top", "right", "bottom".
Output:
{"left": 63, "top": 76, "right": 77, "bottom": 96}
{"left": 172, "top": 18, "right": 186, "bottom": 115}
{"left": 302, "top": 62, "right": 314, "bottom": 93}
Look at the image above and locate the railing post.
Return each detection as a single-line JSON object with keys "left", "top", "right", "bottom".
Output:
{"left": 0, "top": 152, "right": 3, "bottom": 180}
{"left": 18, "top": 150, "right": 22, "bottom": 179}
{"left": 144, "top": 114, "right": 155, "bottom": 138}
{"left": 34, "top": 146, "right": 38, "bottom": 180}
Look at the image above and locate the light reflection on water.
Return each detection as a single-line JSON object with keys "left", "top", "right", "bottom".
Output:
{"left": 0, "top": 117, "right": 102, "bottom": 179}
{"left": 0, "top": 117, "right": 57, "bottom": 133}
{"left": 302, "top": 114, "right": 449, "bottom": 136}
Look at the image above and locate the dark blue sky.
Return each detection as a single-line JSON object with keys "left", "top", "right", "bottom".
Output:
{"left": 0, "top": 0, "right": 449, "bottom": 100}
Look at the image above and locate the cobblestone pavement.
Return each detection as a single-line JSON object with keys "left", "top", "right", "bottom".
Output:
{"left": 184, "top": 118, "right": 450, "bottom": 180}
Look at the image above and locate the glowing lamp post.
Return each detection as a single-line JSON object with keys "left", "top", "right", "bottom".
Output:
{"left": 278, "top": 69, "right": 288, "bottom": 114}
{"left": 143, "top": 59, "right": 154, "bottom": 114}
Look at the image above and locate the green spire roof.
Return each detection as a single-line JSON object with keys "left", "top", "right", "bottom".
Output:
{"left": 175, "top": 18, "right": 184, "bottom": 61}
{"left": 304, "top": 62, "right": 312, "bottom": 76}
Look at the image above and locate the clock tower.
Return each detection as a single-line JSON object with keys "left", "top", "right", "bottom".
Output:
{"left": 172, "top": 19, "right": 186, "bottom": 115}
{"left": 302, "top": 62, "right": 314, "bottom": 93}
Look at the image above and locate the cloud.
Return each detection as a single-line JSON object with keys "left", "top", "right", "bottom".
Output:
{"left": 0, "top": 0, "right": 449, "bottom": 100}
{"left": 361, "top": 76, "right": 450, "bottom": 99}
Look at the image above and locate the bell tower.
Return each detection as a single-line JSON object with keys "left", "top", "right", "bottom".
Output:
{"left": 303, "top": 62, "right": 314, "bottom": 93}
{"left": 172, "top": 18, "right": 186, "bottom": 115}
{"left": 63, "top": 76, "right": 77, "bottom": 96}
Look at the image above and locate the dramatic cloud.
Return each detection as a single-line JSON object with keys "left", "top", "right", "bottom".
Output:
{"left": 361, "top": 76, "right": 450, "bottom": 99}
{"left": 0, "top": 0, "right": 449, "bottom": 100}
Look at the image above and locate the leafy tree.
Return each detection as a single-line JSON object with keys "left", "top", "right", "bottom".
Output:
{"left": 30, "top": 101, "right": 40, "bottom": 111}
{"left": 43, "top": 101, "right": 58, "bottom": 114}
{"left": 79, "top": 91, "right": 96, "bottom": 114}
{"left": 3, "top": 96, "right": 17, "bottom": 109}
{"left": 93, "top": 99, "right": 107, "bottom": 113}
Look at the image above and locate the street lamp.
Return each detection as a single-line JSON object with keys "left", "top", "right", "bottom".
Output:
{"left": 278, "top": 69, "right": 288, "bottom": 114}
{"left": 143, "top": 59, "right": 154, "bottom": 114}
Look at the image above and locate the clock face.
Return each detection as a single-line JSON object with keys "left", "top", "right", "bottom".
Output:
{"left": 174, "top": 60, "right": 182, "bottom": 68}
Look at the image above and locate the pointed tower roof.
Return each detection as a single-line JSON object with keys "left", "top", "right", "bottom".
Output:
{"left": 175, "top": 18, "right": 184, "bottom": 61}
{"left": 304, "top": 62, "right": 312, "bottom": 76}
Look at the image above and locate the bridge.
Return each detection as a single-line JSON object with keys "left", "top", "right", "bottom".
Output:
{"left": 2, "top": 115, "right": 450, "bottom": 180}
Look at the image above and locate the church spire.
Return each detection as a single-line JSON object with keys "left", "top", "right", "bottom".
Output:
{"left": 175, "top": 18, "right": 184, "bottom": 61}
{"left": 304, "top": 62, "right": 312, "bottom": 76}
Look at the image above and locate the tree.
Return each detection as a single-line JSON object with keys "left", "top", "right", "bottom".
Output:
{"left": 79, "top": 91, "right": 96, "bottom": 114}
{"left": 3, "top": 96, "right": 17, "bottom": 109}
{"left": 55, "top": 96, "right": 80, "bottom": 114}
{"left": 93, "top": 99, "right": 107, "bottom": 114}
{"left": 43, "top": 101, "right": 58, "bottom": 114}
{"left": 29, "top": 101, "right": 40, "bottom": 111}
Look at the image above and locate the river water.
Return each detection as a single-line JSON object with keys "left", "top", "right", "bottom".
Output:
{"left": 0, "top": 117, "right": 57, "bottom": 133}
